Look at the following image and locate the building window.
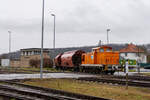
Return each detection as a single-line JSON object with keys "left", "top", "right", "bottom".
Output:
{"left": 125, "top": 53, "right": 127, "bottom": 56}
{"left": 23, "top": 51, "right": 25, "bottom": 56}
{"left": 136, "top": 53, "right": 140, "bottom": 57}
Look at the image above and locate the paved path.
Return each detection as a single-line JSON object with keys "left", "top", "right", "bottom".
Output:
{"left": 0, "top": 68, "right": 150, "bottom": 80}
{"left": 0, "top": 73, "right": 95, "bottom": 80}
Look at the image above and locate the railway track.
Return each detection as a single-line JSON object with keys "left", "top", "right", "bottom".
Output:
{"left": 105, "top": 75, "right": 150, "bottom": 81}
{"left": 77, "top": 77, "right": 150, "bottom": 88}
{"left": 93, "top": 74, "right": 150, "bottom": 82}
{"left": 0, "top": 68, "right": 69, "bottom": 74}
{"left": 0, "top": 80, "right": 110, "bottom": 100}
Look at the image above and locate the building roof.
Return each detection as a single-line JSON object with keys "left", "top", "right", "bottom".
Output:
{"left": 20, "top": 48, "right": 50, "bottom": 52}
{"left": 120, "top": 44, "right": 144, "bottom": 53}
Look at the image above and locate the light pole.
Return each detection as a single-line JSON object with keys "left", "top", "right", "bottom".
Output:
{"left": 51, "top": 13, "right": 56, "bottom": 49}
{"left": 40, "top": 0, "right": 45, "bottom": 79}
{"left": 8, "top": 31, "right": 11, "bottom": 68}
{"left": 107, "top": 29, "right": 110, "bottom": 44}
{"left": 51, "top": 13, "right": 56, "bottom": 68}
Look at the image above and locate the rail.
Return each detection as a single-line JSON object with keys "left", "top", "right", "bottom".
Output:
{"left": 0, "top": 80, "right": 111, "bottom": 100}
{"left": 77, "top": 77, "right": 150, "bottom": 88}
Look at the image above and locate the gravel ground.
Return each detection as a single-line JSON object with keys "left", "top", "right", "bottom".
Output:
{"left": 114, "top": 68, "right": 150, "bottom": 76}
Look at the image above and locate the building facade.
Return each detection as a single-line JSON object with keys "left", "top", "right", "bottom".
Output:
{"left": 120, "top": 44, "right": 147, "bottom": 65}
{"left": 20, "top": 48, "right": 50, "bottom": 67}
{"left": 11, "top": 59, "right": 20, "bottom": 67}
{"left": 9, "top": 48, "right": 50, "bottom": 67}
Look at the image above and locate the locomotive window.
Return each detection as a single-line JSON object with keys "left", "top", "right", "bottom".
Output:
{"left": 82, "top": 55, "right": 85, "bottom": 61}
{"left": 106, "top": 48, "right": 111, "bottom": 52}
{"left": 100, "top": 48, "right": 104, "bottom": 52}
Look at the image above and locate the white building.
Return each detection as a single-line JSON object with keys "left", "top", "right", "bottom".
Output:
{"left": 1, "top": 59, "right": 10, "bottom": 67}
{"left": 120, "top": 44, "right": 147, "bottom": 64}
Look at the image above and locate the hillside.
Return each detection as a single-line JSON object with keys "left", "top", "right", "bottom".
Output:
{"left": 0, "top": 43, "right": 148, "bottom": 60}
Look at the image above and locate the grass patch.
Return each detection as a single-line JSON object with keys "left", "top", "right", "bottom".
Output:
{"left": 17, "top": 67, "right": 58, "bottom": 72}
{"left": 0, "top": 67, "right": 68, "bottom": 73}
{"left": 140, "top": 73, "right": 150, "bottom": 76}
{"left": 129, "top": 69, "right": 136, "bottom": 72}
{"left": 23, "top": 78, "right": 150, "bottom": 100}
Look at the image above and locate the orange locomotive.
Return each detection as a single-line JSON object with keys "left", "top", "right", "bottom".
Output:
{"left": 81, "top": 46, "right": 120, "bottom": 74}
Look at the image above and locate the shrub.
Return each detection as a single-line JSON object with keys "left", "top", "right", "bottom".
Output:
{"left": 29, "top": 58, "right": 53, "bottom": 68}
{"left": 43, "top": 58, "right": 53, "bottom": 68}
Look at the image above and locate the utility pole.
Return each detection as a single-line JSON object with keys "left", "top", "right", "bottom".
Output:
{"left": 51, "top": 14, "right": 56, "bottom": 49}
{"left": 50, "top": 13, "right": 56, "bottom": 68}
{"left": 40, "top": 0, "right": 45, "bottom": 79}
{"left": 8, "top": 31, "right": 11, "bottom": 68}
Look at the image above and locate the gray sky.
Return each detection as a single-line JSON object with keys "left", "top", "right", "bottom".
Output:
{"left": 0, "top": 0, "right": 150, "bottom": 54}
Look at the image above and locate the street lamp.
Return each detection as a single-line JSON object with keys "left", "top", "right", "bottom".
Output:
{"left": 8, "top": 31, "right": 11, "bottom": 68}
{"left": 51, "top": 13, "right": 56, "bottom": 68}
{"left": 40, "top": 0, "right": 45, "bottom": 79}
{"left": 51, "top": 13, "right": 56, "bottom": 49}
{"left": 107, "top": 29, "right": 110, "bottom": 44}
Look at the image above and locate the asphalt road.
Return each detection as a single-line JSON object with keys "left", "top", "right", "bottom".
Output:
{"left": 0, "top": 68, "right": 150, "bottom": 80}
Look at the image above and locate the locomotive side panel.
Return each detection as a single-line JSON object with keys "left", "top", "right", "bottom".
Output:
{"left": 96, "top": 52, "right": 119, "bottom": 65}
{"left": 82, "top": 52, "right": 94, "bottom": 65}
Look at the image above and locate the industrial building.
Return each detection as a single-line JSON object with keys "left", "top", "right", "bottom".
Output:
{"left": 1, "top": 48, "right": 50, "bottom": 67}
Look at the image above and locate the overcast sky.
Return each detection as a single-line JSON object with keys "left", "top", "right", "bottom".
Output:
{"left": 0, "top": 0, "right": 150, "bottom": 54}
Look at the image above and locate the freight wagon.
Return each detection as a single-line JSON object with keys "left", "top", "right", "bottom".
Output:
{"left": 54, "top": 50, "right": 85, "bottom": 71}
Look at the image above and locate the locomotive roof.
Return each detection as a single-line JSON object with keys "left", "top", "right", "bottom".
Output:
{"left": 92, "top": 46, "right": 112, "bottom": 50}
{"left": 63, "top": 50, "right": 80, "bottom": 54}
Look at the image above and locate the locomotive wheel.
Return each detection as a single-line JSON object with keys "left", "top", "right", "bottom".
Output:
{"left": 110, "top": 70, "right": 115, "bottom": 75}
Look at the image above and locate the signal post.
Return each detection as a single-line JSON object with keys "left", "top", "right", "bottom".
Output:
{"left": 125, "top": 60, "right": 129, "bottom": 89}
